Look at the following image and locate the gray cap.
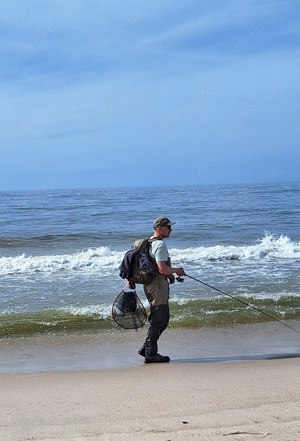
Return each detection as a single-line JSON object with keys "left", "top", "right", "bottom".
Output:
{"left": 153, "top": 216, "right": 176, "bottom": 228}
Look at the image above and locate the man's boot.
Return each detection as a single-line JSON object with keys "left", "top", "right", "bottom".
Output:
{"left": 144, "top": 342, "right": 170, "bottom": 364}
{"left": 138, "top": 340, "right": 158, "bottom": 358}
{"left": 138, "top": 343, "right": 145, "bottom": 357}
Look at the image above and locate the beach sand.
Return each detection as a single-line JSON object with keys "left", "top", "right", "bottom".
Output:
{"left": 1, "top": 323, "right": 300, "bottom": 440}
{"left": 1, "top": 359, "right": 300, "bottom": 441}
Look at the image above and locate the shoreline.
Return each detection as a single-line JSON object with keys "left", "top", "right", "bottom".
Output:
{"left": 1, "top": 321, "right": 299, "bottom": 374}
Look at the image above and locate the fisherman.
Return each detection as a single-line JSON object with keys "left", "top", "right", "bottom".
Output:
{"left": 139, "top": 217, "right": 185, "bottom": 363}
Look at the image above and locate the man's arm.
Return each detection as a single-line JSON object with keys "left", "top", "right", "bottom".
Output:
{"left": 156, "top": 261, "right": 185, "bottom": 277}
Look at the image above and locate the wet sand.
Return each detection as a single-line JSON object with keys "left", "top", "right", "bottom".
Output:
{"left": 1, "top": 321, "right": 300, "bottom": 374}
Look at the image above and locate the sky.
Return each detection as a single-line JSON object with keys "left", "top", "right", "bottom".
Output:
{"left": 1, "top": 0, "right": 300, "bottom": 191}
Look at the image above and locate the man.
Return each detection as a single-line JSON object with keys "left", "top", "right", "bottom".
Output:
{"left": 139, "top": 216, "right": 185, "bottom": 363}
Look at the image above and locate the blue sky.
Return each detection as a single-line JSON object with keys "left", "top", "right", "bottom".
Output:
{"left": 1, "top": 0, "right": 299, "bottom": 191}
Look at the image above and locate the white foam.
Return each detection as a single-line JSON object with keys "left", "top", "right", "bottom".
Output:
{"left": 61, "top": 303, "right": 112, "bottom": 319}
{"left": 0, "top": 247, "right": 123, "bottom": 276}
{"left": 170, "top": 234, "right": 300, "bottom": 263}
{"left": 0, "top": 234, "right": 299, "bottom": 276}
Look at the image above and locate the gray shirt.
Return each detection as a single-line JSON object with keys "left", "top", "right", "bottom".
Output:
{"left": 150, "top": 238, "right": 171, "bottom": 265}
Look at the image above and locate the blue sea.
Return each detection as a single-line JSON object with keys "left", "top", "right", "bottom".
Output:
{"left": 1, "top": 181, "right": 300, "bottom": 340}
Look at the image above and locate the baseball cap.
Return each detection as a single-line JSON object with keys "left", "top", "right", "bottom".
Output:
{"left": 153, "top": 217, "right": 176, "bottom": 228}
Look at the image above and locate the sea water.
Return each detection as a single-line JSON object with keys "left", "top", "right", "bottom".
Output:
{"left": 1, "top": 181, "right": 300, "bottom": 338}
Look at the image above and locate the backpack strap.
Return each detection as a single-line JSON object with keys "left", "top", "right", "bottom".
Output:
{"left": 147, "top": 237, "right": 162, "bottom": 266}
{"left": 147, "top": 237, "right": 162, "bottom": 244}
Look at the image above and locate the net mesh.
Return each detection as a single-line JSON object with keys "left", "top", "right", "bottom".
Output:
{"left": 112, "top": 290, "right": 147, "bottom": 329}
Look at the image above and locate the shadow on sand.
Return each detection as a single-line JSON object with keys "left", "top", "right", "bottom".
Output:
{"left": 171, "top": 352, "right": 300, "bottom": 364}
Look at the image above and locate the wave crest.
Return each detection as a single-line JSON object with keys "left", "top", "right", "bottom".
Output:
{"left": 0, "top": 234, "right": 299, "bottom": 276}
{"left": 172, "top": 234, "right": 300, "bottom": 262}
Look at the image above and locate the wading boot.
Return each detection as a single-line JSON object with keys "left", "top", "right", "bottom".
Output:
{"left": 144, "top": 342, "right": 170, "bottom": 363}
{"left": 139, "top": 340, "right": 158, "bottom": 358}
{"left": 138, "top": 344, "right": 145, "bottom": 357}
{"left": 144, "top": 353, "right": 170, "bottom": 363}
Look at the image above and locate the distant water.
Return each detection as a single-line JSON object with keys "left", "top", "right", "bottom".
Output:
{"left": 1, "top": 182, "right": 300, "bottom": 338}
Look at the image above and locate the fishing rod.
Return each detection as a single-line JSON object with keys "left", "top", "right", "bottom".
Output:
{"left": 178, "top": 274, "right": 300, "bottom": 337}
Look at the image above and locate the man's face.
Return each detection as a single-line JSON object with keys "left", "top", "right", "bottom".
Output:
{"left": 160, "top": 225, "right": 172, "bottom": 238}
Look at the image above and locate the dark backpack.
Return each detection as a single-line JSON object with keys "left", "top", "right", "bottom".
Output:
{"left": 119, "top": 237, "right": 161, "bottom": 285}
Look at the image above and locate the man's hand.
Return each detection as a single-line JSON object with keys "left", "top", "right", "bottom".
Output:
{"left": 175, "top": 267, "right": 185, "bottom": 277}
{"left": 168, "top": 274, "right": 175, "bottom": 284}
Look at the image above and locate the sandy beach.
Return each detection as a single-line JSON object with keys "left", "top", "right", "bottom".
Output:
{"left": 0, "top": 323, "right": 300, "bottom": 440}
{"left": 0, "top": 358, "right": 299, "bottom": 441}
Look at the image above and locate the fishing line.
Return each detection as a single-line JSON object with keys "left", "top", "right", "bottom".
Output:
{"left": 183, "top": 273, "right": 300, "bottom": 337}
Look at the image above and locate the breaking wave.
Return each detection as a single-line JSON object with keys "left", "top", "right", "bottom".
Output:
{"left": 0, "top": 234, "right": 299, "bottom": 276}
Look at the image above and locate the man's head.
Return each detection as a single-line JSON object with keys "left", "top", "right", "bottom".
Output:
{"left": 153, "top": 217, "right": 175, "bottom": 238}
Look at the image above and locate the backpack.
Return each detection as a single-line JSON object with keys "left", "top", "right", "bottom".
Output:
{"left": 119, "top": 237, "right": 161, "bottom": 285}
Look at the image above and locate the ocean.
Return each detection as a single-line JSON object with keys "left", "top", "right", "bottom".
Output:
{"left": 1, "top": 181, "right": 300, "bottom": 342}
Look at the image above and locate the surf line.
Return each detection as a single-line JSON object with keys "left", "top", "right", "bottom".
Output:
{"left": 183, "top": 274, "right": 300, "bottom": 337}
